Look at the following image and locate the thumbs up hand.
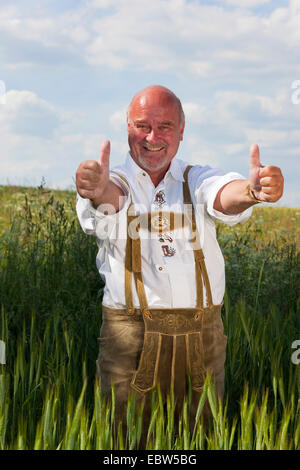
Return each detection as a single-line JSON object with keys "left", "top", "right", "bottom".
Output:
{"left": 76, "top": 140, "right": 111, "bottom": 203}
{"left": 248, "top": 144, "right": 284, "bottom": 203}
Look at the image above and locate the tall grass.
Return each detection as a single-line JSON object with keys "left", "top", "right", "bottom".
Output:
{"left": 0, "top": 185, "right": 299, "bottom": 449}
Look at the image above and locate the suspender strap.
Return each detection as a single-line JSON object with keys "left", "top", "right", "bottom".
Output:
{"left": 111, "top": 171, "right": 136, "bottom": 314}
{"left": 130, "top": 217, "right": 148, "bottom": 312}
{"left": 183, "top": 165, "right": 213, "bottom": 308}
{"left": 133, "top": 271, "right": 148, "bottom": 312}
{"left": 124, "top": 213, "right": 135, "bottom": 314}
{"left": 111, "top": 171, "right": 149, "bottom": 313}
{"left": 110, "top": 170, "right": 131, "bottom": 196}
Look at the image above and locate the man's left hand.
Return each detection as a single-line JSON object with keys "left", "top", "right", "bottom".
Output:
{"left": 248, "top": 144, "right": 284, "bottom": 203}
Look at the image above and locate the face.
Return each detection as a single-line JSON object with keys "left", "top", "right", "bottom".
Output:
{"left": 127, "top": 89, "right": 185, "bottom": 178}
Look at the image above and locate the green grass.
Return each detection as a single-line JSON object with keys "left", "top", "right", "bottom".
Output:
{"left": 0, "top": 184, "right": 299, "bottom": 450}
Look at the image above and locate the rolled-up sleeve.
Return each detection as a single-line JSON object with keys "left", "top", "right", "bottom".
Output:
{"left": 76, "top": 174, "right": 130, "bottom": 237}
{"left": 76, "top": 194, "right": 97, "bottom": 235}
{"left": 76, "top": 192, "right": 131, "bottom": 238}
{"left": 193, "top": 168, "right": 253, "bottom": 226}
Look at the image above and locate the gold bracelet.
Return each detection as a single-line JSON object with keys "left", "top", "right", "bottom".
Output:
{"left": 247, "top": 184, "right": 263, "bottom": 203}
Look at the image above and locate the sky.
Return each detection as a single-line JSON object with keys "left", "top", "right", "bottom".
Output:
{"left": 0, "top": 0, "right": 299, "bottom": 207}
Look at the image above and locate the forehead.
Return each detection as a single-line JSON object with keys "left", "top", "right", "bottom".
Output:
{"left": 129, "top": 92, "right": 180, "bottom": 123}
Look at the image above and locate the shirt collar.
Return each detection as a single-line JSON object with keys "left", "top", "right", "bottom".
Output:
{"left": 124, "top": 152, "right": 185, "bottom": 184}
{"left": 167, "top": 156, "right": 185, "bottom": 182}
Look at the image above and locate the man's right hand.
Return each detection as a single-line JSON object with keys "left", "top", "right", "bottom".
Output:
{"left": 76, "top": 140, "right": 125, "bottom": 212}
{"left": 76, "top": 140, "right": 111, "bottom": 203}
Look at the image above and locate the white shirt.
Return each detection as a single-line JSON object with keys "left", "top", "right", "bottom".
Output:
{"left": 76, "top": 153, "right": 252, "bottom": 309}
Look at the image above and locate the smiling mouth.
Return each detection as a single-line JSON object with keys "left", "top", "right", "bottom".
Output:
{"left": 143, "top": 144, "right": 165, "bottom": 152}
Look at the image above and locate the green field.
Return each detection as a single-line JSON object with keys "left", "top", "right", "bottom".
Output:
{"left": 0, "top": 184, "right": 299, "bottom": 450}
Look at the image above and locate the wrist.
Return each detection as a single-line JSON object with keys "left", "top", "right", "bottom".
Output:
{"left": 90, "top": 180, "right": 126, "bottom": 212}
{"left": 90, "top": 192, "right": 106, "bottom": 209}
{"left": 89, "top": 180, "right": 111, "bottom": 208}
{"left": 247, "top": 183, "right": 263, "bottom": 204}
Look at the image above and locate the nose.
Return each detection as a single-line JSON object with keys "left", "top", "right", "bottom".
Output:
{"left": 146, "top": 128, "right": 159, "bottom": 143}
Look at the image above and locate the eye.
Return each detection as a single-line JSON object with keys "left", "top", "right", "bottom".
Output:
{"left": 159, "top": 123, "right": 173, "bottom": 131}
{"left": 136, "top": 123, "right": 149, "bottom": 130}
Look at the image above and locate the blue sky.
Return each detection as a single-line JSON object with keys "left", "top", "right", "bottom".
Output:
{"left": 0, "top": 0, "right": 299, "bottom": 206}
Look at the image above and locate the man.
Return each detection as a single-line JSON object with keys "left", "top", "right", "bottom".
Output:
{"left": 76, "top": 85, "right": 284, "bottom": 434}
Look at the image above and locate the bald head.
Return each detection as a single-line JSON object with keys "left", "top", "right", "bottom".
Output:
{"left": 126, "top": 85, "right": 185, "bottom": 185}
{"left": 127, "top": 85, "right": 185, "bottom": 126}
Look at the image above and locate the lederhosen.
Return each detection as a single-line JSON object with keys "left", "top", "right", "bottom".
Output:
{"left": 96, "top": 165, "right": 227, "bottom": 423}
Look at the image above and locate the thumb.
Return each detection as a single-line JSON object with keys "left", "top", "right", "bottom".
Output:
{"left": 249, "top": 143, "right": 262, "bottom": 170}
{"left": 98, "top": 140, "right": 110, "bottom": 169}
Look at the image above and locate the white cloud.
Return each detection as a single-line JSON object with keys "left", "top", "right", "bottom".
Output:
{"left": 0, "top": 13, "right": 57, "bottom": 46}
{"left": 0, "top": 130, "right": 124, "bottom": 188}
{"left": 189, "top": 62, "right": 212, "bottom": 78}
{"left": 0, "top": 0, "right": 298, "bottom": 82}
{"left": 0, "top": 0, "right": 299, "bottom": 206}
{"left": 0, "top": 90, "right": 63, "bottom": 137}
{"left": 109, "top": 108, "right": 127, "bottom": 131}
{"left": 210, "top": 88, "right": 295, "bottom": 129}
{"left": 264, "top": 4, "right": 300, "bottom": 48}
{"left": 182, "top": 102, "right": 207, "bottom": 125}
{"left": 220, "top": 0, "right": 271, "bottom": 7}
{"left": 0, "top": 90, "right": 101, "bottom": 186}
{"left": 86, "top": 1, "right": 296, "bottom": 81}
{"left": 0, "top": 88, "right": 128, "bottom": 188}
{"left": 225, "top": 143, "right": 247, "bottom": 155}
{"left": 88, "top": 0, "right": 115, "bottom": 8}
{"left": 0, "top": 133, "right": 55, "bottom": 186}
{"left": 244, "top": 128, "right": 288, "bottom": 147}
{"left": 184, "top": 135, "right": 223, "bottom": 169}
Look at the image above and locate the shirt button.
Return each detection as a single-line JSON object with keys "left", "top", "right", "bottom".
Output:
{"left": 155, "top": 264, "right": 166, "bottom": 273}
{"left": 142, "top": 172, "right": 146, "bottom": 176}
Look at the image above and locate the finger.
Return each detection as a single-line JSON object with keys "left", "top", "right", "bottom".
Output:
{"left": 260, "top": 177, "right": 274, "bottom": 187}
{"left": 260, "top": 186, "right": 283, "bottom": 200}
{"left": 249, "top": 144, "right": 262, "bottom": 170}
{"left": 99, "top": 140, "right": 110, "bottom": 169}
{"left": 259, "top": 165, "right": 281, "bottom": 178}
{"left": 82, "top": 160, "right": 101, "bottom": 173}
{"left": 260, "top": 186, "right": 273, "bottom": 195}
{"left": 78, "top": 177, "right": 99, "bottom": 189}
{"left": 80, "top": 168, "right": 102, "bottom": 182}
{"left": 77, "top": 188, "right": 97, "bottom": 200}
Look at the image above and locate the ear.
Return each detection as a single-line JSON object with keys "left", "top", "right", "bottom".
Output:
{"left": 126, "top": 111, "right": 130, "bottom": 129}
{"left": 180, "top": 121, "right": 185, "bottom": 141}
